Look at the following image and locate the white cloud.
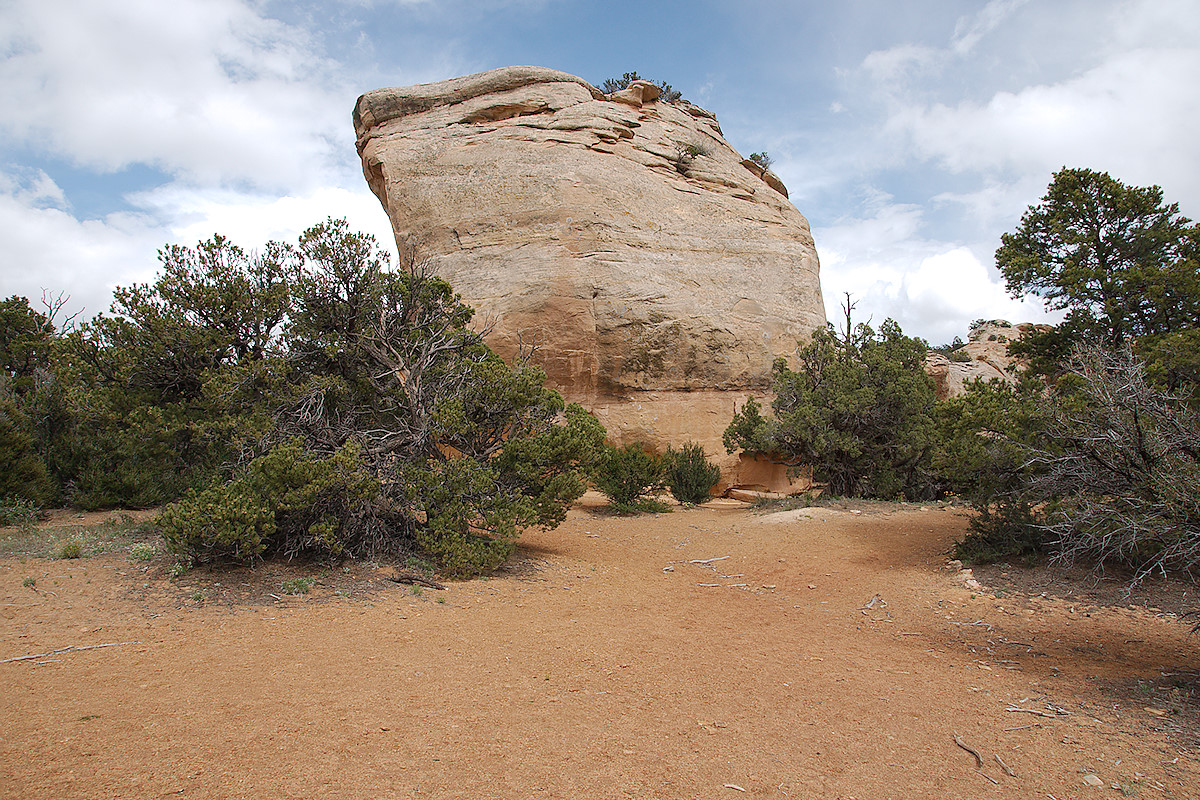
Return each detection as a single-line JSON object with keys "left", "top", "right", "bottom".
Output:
{"left": 0, "top": 0, "right": 428, "bottom": 321}
{"left": 0, "top": 180, "right": 160, "bottom": 320}
{"left": 860, "top": 44, "right": 941, "bottom": 84}
{"left": 132, "top": 183, "right": 397, "bottom": 254}
{"left": 950, "top": 0, "right": 1031, "bottom": 55}
{"left": 0, "top": 0, "right": 354, "bottom": 190}
{"left": 0, "top": 168, "right": 398, "bottom": 321}
{"left": 889, "top": 47, "right": 1200, "bottom": 201}
{"left": 0, "top": 167, "right": 69, "bottom": 210}
{"left": 814, "top": 202, "right": 1056, "bottom": 344}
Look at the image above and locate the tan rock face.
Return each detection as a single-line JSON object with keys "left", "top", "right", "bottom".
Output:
{"left": 355, "top": 66, "right": 826, "bottom": 491}
{"left": 924, "top": 320, "right": 1048, "bottom": 399}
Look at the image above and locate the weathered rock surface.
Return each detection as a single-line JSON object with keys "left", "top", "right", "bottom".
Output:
{"left": 355, "top": 66, "right": 826, "bottom": 493}
{"left": 924, "top": 320, "right": 1046, "bottom": 399}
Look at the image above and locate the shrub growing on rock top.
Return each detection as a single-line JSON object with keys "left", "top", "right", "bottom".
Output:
{"left": 748, "top": 152, "right": 773, "bottom": 171}
{"left": 600, "top": 71, "right": 683, "bottom": 102}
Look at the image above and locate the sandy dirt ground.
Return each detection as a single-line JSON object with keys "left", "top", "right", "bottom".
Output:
{"left": 2, "top": 497, "right": 1198, "bottom": 799}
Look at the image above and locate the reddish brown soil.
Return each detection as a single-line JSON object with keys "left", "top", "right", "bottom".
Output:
{"left": 2, "top": 498, "right": 1198, "bottom": 799}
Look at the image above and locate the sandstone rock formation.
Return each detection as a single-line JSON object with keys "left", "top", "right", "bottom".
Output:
{"left": 924, "top": 320, "right": 1045, "bottom": 399}
{"left": 355, "top": 66, "right": 827, "bottom": 493}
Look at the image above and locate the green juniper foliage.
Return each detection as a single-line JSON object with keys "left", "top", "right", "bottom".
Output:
{"left": 957, "top": 168, "right": 1200, "bottom": 575}
{"left": 591, "top": 442, "right": 664, "bottom": 509}
{"left": 725, "top": 312, "right": 940, "bottom": 500}
{"left": 663, "top": 442, "right": 721, "bottom": 505}
{"left": 156, "top": 220, "right": 604, "bottom": 575}
{"left": 3, "top": 220, "right": 605, "bottom": 576}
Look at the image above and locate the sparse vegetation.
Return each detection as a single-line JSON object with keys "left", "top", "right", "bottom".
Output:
{"left": 672, "top": 142, "right": 710, "bottom": 176}
{"left": 281, "top": 576, "right": 314, "bottom": 595}
{"left": 748, "top": 151, "right": 773, "bottom": 171}
{"left": 0, "top": 497, "right": 39, "bottom": 530}
{"left": 129, "top": 542, "right": 157, "bottom": 561}
{"left": 599, "top": 72, "right": 682, "bottom": 102}
{"left": 56, "top": 537, "right": 83, "bottom": 559}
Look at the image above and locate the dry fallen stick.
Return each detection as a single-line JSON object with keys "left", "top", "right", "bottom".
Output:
{"left": 976, "top": 770, "right": 999, "bottom": 785}
{"left": 861, "top": 594, "right": 887, "bottom": 610}
{"left": 1003, "top": 723, "right": 1041, "bottom": 731}
{"left": 387, "top": 573, "right": 447, "bottom": 590}
{"left": 723, "top": 784, "right": 746, "bottom": 792}
{"left": 953, "top": 733, "right": 984, "bottom": 769}
{"left": 1005, "top": 706, "right": 1063, "bottom": 718}
{"left": 1, "top": 641, "right": 141, "bottom": 664}
{"left": 994, "top": 754, "right": 1017, "bottom": 777}
{"left": 689, "top": 556, "right": 730, "bottom": 565}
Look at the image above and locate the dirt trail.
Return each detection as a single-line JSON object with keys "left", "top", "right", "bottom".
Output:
{"left": 1, "top": 499, "right": 1197, "bottom": 799}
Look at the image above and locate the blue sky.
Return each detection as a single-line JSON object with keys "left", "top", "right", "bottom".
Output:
{"left": 3, "top": 0, "right": 1198, "bottom": 344}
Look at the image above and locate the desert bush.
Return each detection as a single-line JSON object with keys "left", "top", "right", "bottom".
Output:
{"left": 129, "top": 542, "right": 157, "bottom": 561}
{"left": 0, "top": 388, "right": 56, "bottom": 507}
{"left": 956, "top": 344, "right": 1200, "bottom": 581}
{"left": 663, "top": 442, "right": 720, "bottom": 504}
{"left": 281, "top": 576, "right": 313, "bottom": 595}
{"left": 936, "top": 377, "right": 1047, "bottom": 562}
{"left": 0, "top": 496, "right": 39, "bottom": 530}
{"left": 1026, "top": 345, "right": 1199, "bottom": 583}
{"left": 592, "top": 443, "right": 663, "bottom": 508}
{"left": 725, "top": 310, "right": 940, "bottom": 500}
{"left": 158, "top": 439, "right": 381, "bottom": 563}
{"left": 156, "top": 221, "right": 604, "bottom": 575}
{"left": 672, "top": 142, "right": 710, "bottom": 176}
{"left": 56, "top": 537, "right": 83, "bottom": 559}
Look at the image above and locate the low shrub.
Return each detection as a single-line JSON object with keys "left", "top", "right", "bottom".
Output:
{"left": 0, "top": 497, "right": 39, "bottom": 531}
{"left": 592, "top": 443, "right": 663, "bottom": 507}
{"left": 281, "top": 576, "right": 313, "bottom": 595}
{"left": 954, "top": 501, "right": 1044, "bottom": 564}
{"left": 748, "top": 151, "right": 773, "bottom": 171}
{"left": 663, "top": 442, "right": 720, "bottom": 504}
{"left": 129, "top": 543, "right": 157, "bottom": 561}
{"left": 157, "top": 439, "right": 380, "bottom": 563}
{"left": 608, "top": 497, "right": 674, "bottom": 516}
{"left": 56, "top": 537, "right": 83, "bottom": 559}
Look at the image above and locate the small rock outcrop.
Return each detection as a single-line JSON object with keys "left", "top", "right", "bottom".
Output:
{"left": 924, "top": 320, "right": 1046, "bottom": 399}
{"left": 355, "top": 66, "right": 827, "bottom": 492}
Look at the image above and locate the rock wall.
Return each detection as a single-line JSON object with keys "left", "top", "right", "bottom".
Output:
{"left": 355, "top": 66, "right": 827, "bottom": 493}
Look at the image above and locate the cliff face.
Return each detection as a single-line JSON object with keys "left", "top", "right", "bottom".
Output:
{"left": 355, "top": 66, "right": 827, "bottom": 492}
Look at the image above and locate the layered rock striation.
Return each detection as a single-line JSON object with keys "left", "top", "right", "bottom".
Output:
{"left": 355, "top": 66, "right": 827, "bottom": 491}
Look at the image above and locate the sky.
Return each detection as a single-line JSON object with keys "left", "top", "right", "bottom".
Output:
{"left": 2, "top": 0, "right": 1198, "bottom": 345}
